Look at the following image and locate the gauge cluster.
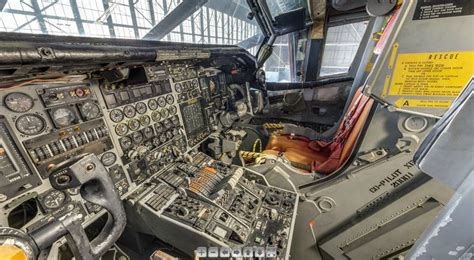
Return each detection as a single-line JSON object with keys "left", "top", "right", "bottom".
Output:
{"left": 0, "top": 60, "right": 243, "bottom": 244}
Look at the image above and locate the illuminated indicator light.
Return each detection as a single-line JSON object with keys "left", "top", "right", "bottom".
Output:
{"left": 75, "top": 88, "right": 85, "bottom": 97}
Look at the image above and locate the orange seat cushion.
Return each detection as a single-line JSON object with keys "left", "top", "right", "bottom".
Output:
{"left": 262, "top": 88, "right": 373, "bottom": 174}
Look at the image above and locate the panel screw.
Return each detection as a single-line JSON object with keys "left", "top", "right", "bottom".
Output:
{"left": 86, "top": 163, "right": 95, "bottom": 172}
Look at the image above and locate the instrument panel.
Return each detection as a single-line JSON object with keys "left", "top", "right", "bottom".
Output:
{"left": 0, "top": 61, "right": 239, "bottom": 233}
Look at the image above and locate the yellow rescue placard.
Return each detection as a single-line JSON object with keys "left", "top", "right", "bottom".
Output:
{"left": 388, "top": 51, "right": 474, "bottom": 98}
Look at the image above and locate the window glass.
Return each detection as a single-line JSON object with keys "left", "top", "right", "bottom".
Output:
{"left": 264, "top": 36, "right": 291, "bottom": 82}
{"left": 0, "top": 0, "right": 263, "bottom": 54}
{"left": 319, "top": 21, "right": 369, "bottom": 77}
{"left": 267, "top": 0, "right": 309, "bottom": 19}
{"left": 263, "top": 31, "right": 307, "bottom": 83}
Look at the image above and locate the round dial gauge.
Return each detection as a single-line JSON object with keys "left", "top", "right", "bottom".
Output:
{"left": 115, "top": 123, "right": 129, "bottom": 136}
{"left": 168, "top": 105, "right": 177, "bottom": 115}
{"left": 52, "top": 107, "right": 76, "bottom": 127}
{"left": 191, "top": 79, "right": 199, "bottom": 88}
{"left": 148, "top": 99, "right": 158, "bottom": 110}
{"left": 123, "top": 105, "right": 136, "bottom": 118}
{"left": 404, "top": 116, "right": 428, "bottom": 133}
{"left": 151, "top": 111, "right": 161, "bottom": 122}
{"left": 160, "top": 108, "right": 169, "bottom": 119}
{"left": 174, "top": 83, "right": 183, "bottom": 93}
{"left": 172, "top": 128, "right": 179, "bottom": 136}
{"left": 135, "top": 102, "right": 147, "bottom": 114}
{"left": 171, "top": 115, "right": 180, "bottom": 126}
{"left": 152, "top": 137, "right": 161, "bottom": 147}
{"left": 110, "top": 109, "right": 124, "bottom": 122}
{"left": 4, "top": 92, "right": 34, "bottom": 113}
{"left": 15, "top": 114, "right": 45, "bottom": 135}
{"left": 160, "top": 134, "right": 167, "bottom": 143}
{"left": 132, "top": 131, "right": 143, "bottom": 144}
{"left": 139, "top": 115, "right": 151, "bottom": 126}
{"left": 163, "top": 119, "right": 172, "bottom": 129}
{"left": 154, "top": 123, "right": 163, "bottom": 133}
{"left": 101, "top": 152, "right": 117, "bottom": 166}
{"left": 119, "top": 136, "right": 133, "bottom": 150}
{"left": 42, "top": 190, "right": 66, "bottom": 209}
{"left": 166, "top": 130, "right": 173, "bottom": 139}
{"left": 157, "top": 96, "right": 166, "bottom": 107}
{"left": 143, "top": 126, "right": 154, "bottom": 139}
{"left": 166, "top": 94, "right": 174, "bottom": 105}
{"left": 128, "top": 119, "right": 140, "bottom": 131}
{"left": 80, "top": 102, "right": 100, "bottom": 120}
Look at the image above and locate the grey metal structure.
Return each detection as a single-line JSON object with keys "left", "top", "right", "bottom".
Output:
{"left": 407, "top": 79, "right": 474, "bottom": 259}
{"left": 0, "top": 0, "right": 260, "bottom": 46}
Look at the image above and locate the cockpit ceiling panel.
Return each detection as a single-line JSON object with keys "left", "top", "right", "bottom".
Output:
{"left": 364, "top": 0, "right": 474, "bottom": 117}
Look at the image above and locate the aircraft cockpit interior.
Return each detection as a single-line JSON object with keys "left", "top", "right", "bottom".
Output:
{"left": 0, "top": 0, "right": 472, "bottom": 259}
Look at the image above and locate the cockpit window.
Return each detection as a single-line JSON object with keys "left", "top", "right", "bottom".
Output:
{"left": 0, "top": 0, "right": 263, "bottom": 54}
{"left": 319, "top": 21, "right": 369, "bottom": 77}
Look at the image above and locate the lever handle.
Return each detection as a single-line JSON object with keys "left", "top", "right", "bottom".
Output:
{"left": 48, "top": 153, "right": 126, "bottom": 259}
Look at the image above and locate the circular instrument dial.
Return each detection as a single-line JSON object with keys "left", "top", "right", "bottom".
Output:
{"left": 172, "top": 128, "right": 179, "bottom": 136}
{"left": 132, "top": 131, "right": 143, "bottom": 144}
{"left": 110, "top": 109, "right": 124, "bottom": 122}
{"left": 152, "top": 137, "right": 161, "bottom": 146}
{"left": 151, "top": 111, "right": 161, "bottom": 122}
{"left": 154, "top": 123, "right": 163, "bottom": 134}
{"left": 100, "top": 152, "right": 117, "bottom": 166}
{"left": 115, "top": 123, "right": 129, "bottom": 136}
{"left": 4, "top": 92, "right": 34, "bottom": 113}
{"left": 119, "top": 136, "right": 132, "bottom": 150}
{"left": 171, "top": 115, "right": 180, "bottom": 126}
{"left": 159, "top": 134, "right": 167, "bottom": 143}
{"left": 157, "top": 96, "right": 166, "bottom": 107}
{"left": 42, "top": 190, "right": 66, "bottom": 210}
{"left": 165, "top": 94, "right": 174, "bottom": 105}
{"left": 123, "top": 105, "right": 136, "bottom": 118}
{"left": 163, "top": 119, "right": 172, "bottom": 129}
{"left": 135, "top": 102, "right": 147, "bottom": 114}
{"left": 139, "top": 115, "right": 151, "bottom": 126}
{"left": 128, "top": 119, "right": 140, "bottom": 131}
{"left": 80, "top": 102, "right": 100, "bottom": 120}
{"left": 15, "top": 114, "right": 45, "bottom": 135}
{"left": 168, "top": 105, "right": 177, "bottom": 115}
{"left": 148, "top": 99, "right": 158, "bottom": 110}
{"left": 174, "top": 83, "right": 183, "bottom": 93}
{"left": 143, "top": 126, "right": 154, "bottom": 139}
{"left": 160, "top": 108, "right": 169, "bottom": 119}
{"left": 51, "top": 107, "right": 76, "bottom": 127}
{"left": 191, "top": 79, "right": 198, "bottom": 88}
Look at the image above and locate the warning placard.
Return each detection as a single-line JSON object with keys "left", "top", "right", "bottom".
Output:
{"left": 388, "top": 51, "right": 474, "bottom": 98}
{"left": 413, "top": 0, "right": 473, "bottom": 20}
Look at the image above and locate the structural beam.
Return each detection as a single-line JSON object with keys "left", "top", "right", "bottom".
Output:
{"left": 0, "top": 0, "right": 7, "bottom": 12}
{"left": 69, "top": 0, "right": 85, "bottom": 35}
{"left": 143, "top": 0, "right": 208, "bottom": 40}
{"left": 129, "top": 0, "right": 140, "bottom": 38}
{"left": 102, "top": 0, "right": 116, "bottom": 37}
{"left": 31, "top": 0, "right": 48, "bottom": 33}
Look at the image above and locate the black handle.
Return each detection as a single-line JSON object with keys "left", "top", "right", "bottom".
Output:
{"left": 47, "top": 153, "right": 126, "bottom": 259}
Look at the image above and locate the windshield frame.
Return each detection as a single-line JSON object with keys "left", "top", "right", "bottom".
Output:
{"left": 0, "top": 0, "right": 264, "bottom": 56}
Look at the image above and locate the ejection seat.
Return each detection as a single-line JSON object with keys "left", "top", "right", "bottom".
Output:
{"left": 262, "top": 88, "right": 374, "bottom": 174}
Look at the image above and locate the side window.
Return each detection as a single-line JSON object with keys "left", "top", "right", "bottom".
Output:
{"left": 319, "top": 21, "right": 369, "bottom": 77}
{"left": 264, "top": 32, "right": 307, "bottom": 83}
{"left": 264, "top": 36, "right": 291, "bottom": 82}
